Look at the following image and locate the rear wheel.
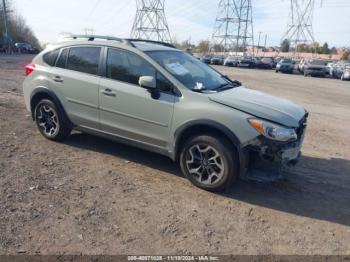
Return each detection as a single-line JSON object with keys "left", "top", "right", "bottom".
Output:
{"left": 34, "top": 99, "right": 71, "bottom": 141}
{"left": 179, "top": 134, "right": 239, "bottom": 192}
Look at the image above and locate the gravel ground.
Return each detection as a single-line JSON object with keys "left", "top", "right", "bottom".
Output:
{"left": 0, "top": 55, "right": 350, "bottom": 255}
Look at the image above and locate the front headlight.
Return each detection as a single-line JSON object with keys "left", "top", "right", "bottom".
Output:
{"left": 248, "top": 118, "right": 297, "bottom": 142}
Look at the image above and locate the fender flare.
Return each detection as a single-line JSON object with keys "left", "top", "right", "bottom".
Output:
{"left": 30, "top": 87, "right": 74, "bottom": 127}
{"left": 174, "top": 119, "right": 242, "bottom": 157}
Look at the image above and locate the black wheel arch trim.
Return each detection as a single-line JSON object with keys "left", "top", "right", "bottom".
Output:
{"left": 174, "top": 119, "right": 242, "bottom": 159}
{"left": 30, "top": 87, "right": 74, "bottom": 127}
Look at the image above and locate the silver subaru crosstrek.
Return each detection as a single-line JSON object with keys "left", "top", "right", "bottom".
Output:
{"left": 23, "top": 35, "right": 308, "bottom": 192}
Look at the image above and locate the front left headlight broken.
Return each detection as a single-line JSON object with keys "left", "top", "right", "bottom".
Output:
{"left": 248, "top": 118, "right": 298, "bottom": 142}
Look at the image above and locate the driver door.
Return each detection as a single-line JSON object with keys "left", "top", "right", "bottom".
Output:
{"left": 99, "top": 48, "right": 175, "bottom": 149}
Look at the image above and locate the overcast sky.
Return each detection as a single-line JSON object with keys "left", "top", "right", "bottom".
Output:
{"left": 13, "top": 0, "right": 350, "bottom": 47}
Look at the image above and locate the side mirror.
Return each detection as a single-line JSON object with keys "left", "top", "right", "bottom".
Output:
{"left": 139, "top": 76, "right": 156, "bottom": 89}
{"left": 139, "top": 76, "right": 160, "bottom": 100}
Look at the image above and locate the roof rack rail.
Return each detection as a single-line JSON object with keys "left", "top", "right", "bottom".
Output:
{"left": 126, "top": 39, "right": 176, "bottom": 49}
{"left": 62, "top": 35, "right": 176, "bottom": 49}
{"left": 63, "top": 34, "right": 130, "bottom": 44}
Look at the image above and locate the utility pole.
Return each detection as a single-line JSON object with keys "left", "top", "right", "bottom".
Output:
{"left": 263, "top": 34, "right": 267, "bottom": 56}
{"left": 212, "top": 0, "right": 254, "bottom": 55}
{"left": 282, "top": 0, "right": 319, "bottom": 57}
{"left": 257, "top": 31, "right": 262, "bottom": 56}
{"left": 130, "top": 0, "right": 171, "bottom": 43}
{"left": 1, "top": 0, "right": 10, "bottom": 53}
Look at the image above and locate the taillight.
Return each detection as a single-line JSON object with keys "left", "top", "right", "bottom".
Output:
{"left": 25, "top": 64, "right": 36, "bottom": 76}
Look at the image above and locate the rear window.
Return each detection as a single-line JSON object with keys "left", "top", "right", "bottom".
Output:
{"left": 43, "top": 49, "right": 60, "bottom": 66}
{"left": 66, "top": 47, "right": 101, "bottom": 75}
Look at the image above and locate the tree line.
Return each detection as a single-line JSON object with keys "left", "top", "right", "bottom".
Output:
{"left": 0, "top": 0, "right": 40, "bottom": 49}
{"left": 280, "top": 39, "right": 349, "bottom": 60}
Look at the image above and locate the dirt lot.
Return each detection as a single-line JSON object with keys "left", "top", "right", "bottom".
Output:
{"left": 0, "top": 55, "right": 350, "bottom": 255}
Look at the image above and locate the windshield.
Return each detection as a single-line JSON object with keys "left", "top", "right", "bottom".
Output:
{"left": 261, "top": 58, "right": 272, "bottom": 63}
{"left": 309, "top": 60, "right": 326, "bottom": 65}
{"left": 282, "top": 59, "right": 292, "bottom": 63}
{"left": 147, "top": 50, "right": 228, "bottom": 91}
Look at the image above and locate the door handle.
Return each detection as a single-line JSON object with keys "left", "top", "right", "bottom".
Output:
{"left": 101, "top": 88, "right": 116, "bottom": 97}
{"left": 52, "top": 76, "right": 63, "bottom": 83}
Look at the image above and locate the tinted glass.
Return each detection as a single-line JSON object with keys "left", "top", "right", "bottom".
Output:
{"left": 156, "top": 72, "right": 173, "bottom": 93}
{"left": 66, "top": 47, "right": 101, "bottom": 75}
{"left": 106, "top": 48, "right": 156, "bottom": 86}
{"left": 56, "top": 48, "right": 68, "bottom": 68}
{"left": 43, "top": 49, "right": 60, "bottom": 66}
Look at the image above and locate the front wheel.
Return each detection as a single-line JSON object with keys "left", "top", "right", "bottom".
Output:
{"left": 34, "top": 99, "right": 71, "bottom": 141}
{"left": 179, "top": 134, "right": 239, "bottom": 192}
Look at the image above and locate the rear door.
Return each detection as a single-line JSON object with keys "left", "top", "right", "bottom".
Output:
{"left": 98, "top": 47, "right": 175, "bottom": 149}
{"left": 47, "top": 46, "right": 102, "bottom": 129}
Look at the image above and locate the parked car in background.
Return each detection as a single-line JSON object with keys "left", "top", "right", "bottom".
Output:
{"left": 326, "top": 62, "right": 335, "bottom": 76}
{"left": 275, "top": 58, "right": 294, "bottom": 74}
{"left": 341, "top": 66, "right": 350, "bottom": 81}
{"left": 256, "top": 57, "right": 274, "bottom": 69}
{"left": 211, "top": 55, "right": 225, "bottom": 65}
{"left": 237, "top": 56, "right": 255, "bottom": 68}
{"left": 298, "top": 59, "right": 306, "bottom": 73}
{"left": 201, "top": 54, "right": 212, "bottom": 64}
{"left": 332, "top": 61, "right": 350, "bottom": 79}
{"left": 303, "top": 59, "right": 327, "bottom": 77}
{"left": 224, "top": 56, "right": 238, "bottom": 67}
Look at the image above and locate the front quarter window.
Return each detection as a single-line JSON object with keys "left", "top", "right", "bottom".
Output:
{"left": 146, "top": 50, "right": 228, "bottom": 91}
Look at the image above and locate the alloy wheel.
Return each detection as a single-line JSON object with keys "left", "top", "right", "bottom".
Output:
{"left": 37, "top": 104, "right": 59, "bottom": 137}
{"left": 185, "top": 143, "right": 225, "bottom": 186}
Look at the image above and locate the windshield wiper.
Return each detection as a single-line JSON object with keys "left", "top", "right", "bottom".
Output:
{"left": 213, "top": 83, "right": 235, "bottom": 92}
{"left": 221, "top": 75, "right": 242, "bottom": 87}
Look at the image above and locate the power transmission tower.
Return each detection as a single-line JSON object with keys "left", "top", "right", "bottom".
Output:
{"left": 212, "top": 0, "right": 254, "bottom": 55}
{"left": 130, "top": 0, "right": 171, "bottom": 43}
{"left": 282, "top": 0, "right": 318, "bottom": 53}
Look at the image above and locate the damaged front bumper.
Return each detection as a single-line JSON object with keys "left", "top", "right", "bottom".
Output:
{"left": 240, "top": 115, "right": 307, "bottom": 181}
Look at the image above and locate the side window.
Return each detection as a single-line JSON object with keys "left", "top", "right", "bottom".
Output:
{"left": 106, "top": 48, "right": 156, "bottom": 85}
{"left": 66, "top": 47, "right": 101, "bottom": 75}
{"left": 56, "top": 48, "right": 68, "bottom": 69}
{"left": 156, "top": 72, "right": 173, "bottom": 93}
{"left": 43, "top": 49, "right": 60, "bottom": 66}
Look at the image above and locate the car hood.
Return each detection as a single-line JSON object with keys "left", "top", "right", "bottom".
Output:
{"left": 208, "top": 86, "right": 305, "bottom": 127}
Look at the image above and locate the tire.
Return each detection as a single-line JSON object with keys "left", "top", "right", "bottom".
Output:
{"left": 179, "top": 134, "right": 239, "bottom": 192}
{"left": 34, "top": 99, "right": 71, "bottom": 141}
